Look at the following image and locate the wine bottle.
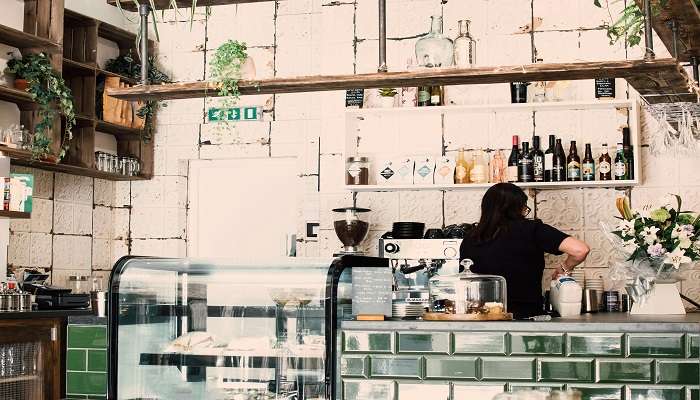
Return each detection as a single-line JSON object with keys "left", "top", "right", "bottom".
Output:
{"left": 455, "top": 147, "right": 470, "bottom": 184}
{"left": 566, "top": 140, "right": 581, "bottom": 181}
{"left": 507, "top": 135, "right": 520, "bottom": 183}
{"left": 544, "top": 134, "right": 555, "bottom": 182}
{"left": 614, "top": 143, "right": 628, "bottom": 180}
{"left": 518, "top": 141, "right": 534, "bottom": 182}
{"left": 430, "top": 86, "right": 443, "bottom": 106}
{"left": 598, "top": 143, "right": 612, "bottom": 181}
{"left": 582, "top": 143, "right": 595, "bottom": 181}
{"left": 552, "top": 139, "right": 566, "bottom": 182}
{"left": 417, "top": 86, "right": 431, "bottom": 107}
{"left": 622, "top": 127, "right": 634, "bottom": 180}
{"left": 531, "top": 136, "right": 545, "bottom": 182}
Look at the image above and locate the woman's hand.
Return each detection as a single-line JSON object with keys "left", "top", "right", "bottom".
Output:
{"left": 551, "top": 265, "right": 566, "bottom": 279}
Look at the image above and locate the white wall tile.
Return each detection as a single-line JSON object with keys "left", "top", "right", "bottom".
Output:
{"left": 52, "top": 235, "right": 91, "bottom": 270}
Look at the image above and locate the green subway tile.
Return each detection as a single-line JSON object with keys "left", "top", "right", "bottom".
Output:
{"left": 481, "top": 357, "right": 535, "bottom": 381}
{"left": 452, "top": 383, "right": 506, "bottom": 400}
{"left": 658, "top": 361, "right": 700, "bottom": 385}
{"left": 344, "top": 331, "right": 394, "bottom": 353}
{"left": 87, "top": 397, "right": 107, "bottom": 400}
{"left": 67, "top": 326, "right": 107, "bottom": 349}
{"left": 66, "top": 349, "right": 86, "bottom": 371}
{"left": 370, "top": 356, "right": 422, "bottom": 378}
{"left": 341, "top": 355, "right": 367, "bottom": 377}
{"left": 453, "top": 332, "right": 506, "bottom": 355}
{"left": 510, "top": 333, "right": 564, "bottom": 355}
{"left": 343, "top": 379, "right": 394, "bottom": 400}
{"left": 628, "top": 333, "right": 685, "bottom": 358}
{"left": 629, "top": 386, "right": 684, "bottom": 400}
{"left": 397, "top": 382, "right": 449, "bottom": 399}
{"left": 567, "top": 334, "right": 623, "bottom": 357}
{"left": 397, "top": 332, "right": 450, "bottom": 354}
{"left": 690, "top": 388, "right": 699, "bottom": 400}
{"left": 538, "top": 359, "right": 593, "bottom": 382}
{"left": 66, "top": 372, "right": 107, "bottom": 396}
{"left": 597, "top": 360, "right": 652, "bottom": 383}
{"left": 424, "top": 357, "right": 478, "bottom": 380}
{"left": 510, "top": 383, "right": 564, "bottom": 392}
{"left": 87, "top": 350, "right": 107, "bottom": 373}
{"left": 690, "top": 335, "right": 699, "bottom": 358}
{"left": 568, "top": 385, "right": 622, "bottom": 400}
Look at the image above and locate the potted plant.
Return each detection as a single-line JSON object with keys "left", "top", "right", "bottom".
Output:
{"left": 5, "top": 53, "right": 75, "bottom": 161}
{"left": 378, "top": 88, "right": 397, "bottom": 108}
{"left": 5, "top": 57, "right": 29, "bottom": 90}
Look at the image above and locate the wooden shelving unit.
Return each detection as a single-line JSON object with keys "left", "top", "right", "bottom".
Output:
{"left": 0, "top": 85, "right": 35, "bottom": 108}
{"left": 106, "top": 0, "right": 274, "bottom": 11}
{"left": 0, "top": 210, "right": 32, "bottom": 219}
{"left": 634, "top": 0, "right": 700, "bottom": 62}
{"left": 105, "top": 58, "right": 698, "bottom": 103}
{"left": 0, "top": 24, "right": 62, "bottom": 53}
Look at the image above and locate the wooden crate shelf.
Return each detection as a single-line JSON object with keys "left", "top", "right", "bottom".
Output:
{"left": 96, "top": 120, "right": 142, "bottom": 140}
{"left": 105, "top": 58, "right": 698, "bottom": 102}
{"left": 106, "top": 0, "right": 274, "bottom": 11}
{"left": 0, "top": 85, "right": 35, "bottom": 108}
{"left": 0, "top": 23, "right": 61, "bottom": 53}
{"left": 62, "top": 58, "right": 96, "bottom": 76}
{"left": 97, "top": 68, "right": 138, "bottom": 85}
{"left": 635, "top": 0, "right": 700, "bottom": 62}
{"left": 0, "top": 211, "right": 31, "bottom": 219}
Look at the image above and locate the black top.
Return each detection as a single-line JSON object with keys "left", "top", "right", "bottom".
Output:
{"left": 459, "top": 219, "right": 569, "bottom": 319}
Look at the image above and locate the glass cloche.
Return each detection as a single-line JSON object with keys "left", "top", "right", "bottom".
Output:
{"left": 427, "top": 259, "right": 508, "bottom": 317}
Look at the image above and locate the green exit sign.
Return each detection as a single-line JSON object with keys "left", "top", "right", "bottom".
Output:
{"left": 208, "top": 106, "right": 263, "bottom": 122}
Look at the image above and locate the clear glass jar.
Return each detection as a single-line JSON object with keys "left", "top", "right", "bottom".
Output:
{"left": 68, "top": 275, "right": 90, "bottom": 294}
{"left": 345, "top": 156, "right": 370, "bottom": 185}
{"left": 453, "top": 19, "right": 476, "bottom": 68}
{"left": 415, "top": 15, "right": 454, "bottom": 68}
{"left": 428, "top": 260, "right": 507, "bottom": 315}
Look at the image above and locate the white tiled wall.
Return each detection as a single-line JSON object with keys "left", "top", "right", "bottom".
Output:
{"left": 2, "top": 1, "right": 699, "bottom": 304}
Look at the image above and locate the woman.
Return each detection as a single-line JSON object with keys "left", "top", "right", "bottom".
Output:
{"left": 460, "top": 183, "right": 590, "bottom": 319}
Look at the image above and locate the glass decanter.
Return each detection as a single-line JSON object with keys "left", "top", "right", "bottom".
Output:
{"left": 415, "top": 15, "right": 454, "bottom": 68}
{"left": 453, "top": 19, "right": 476, "bottom": 68}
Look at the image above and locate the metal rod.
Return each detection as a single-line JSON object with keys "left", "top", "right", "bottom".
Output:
{"left": 139, "top": 3, "right": 151, "bottom": 85}
{"left": 377, "top": 0, "right": 387, "bottom": 72}
{"left": 670, "top": 20, "right": 679, "bottom": 59}
{"left": 643, "top": 0, "right": 655, "bottom": 60}
{"left": 692, "top": 56, "right": 699, "bottom": 84}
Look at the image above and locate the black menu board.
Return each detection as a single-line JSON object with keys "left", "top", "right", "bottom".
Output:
{"left": 345, "top": 89, "right": 364, "bottom": 108}
{"left": 351, "top": 267, "right": 392, "bottom": 317}
{"left": 595, "top": 78, "right": 615, "bottom": 98}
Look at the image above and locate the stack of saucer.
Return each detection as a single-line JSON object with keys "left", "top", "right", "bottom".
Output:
{"left": 586, "top": 277, "right": 604, "bottom": 291}
{"left": 571, "top": 269, "right": 586, "bottom": 286}
{"left": 391, "top": 300, "right": 424, "bottom": 319}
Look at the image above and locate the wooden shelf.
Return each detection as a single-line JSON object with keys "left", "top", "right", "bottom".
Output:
{"left": 107, "top": 0, "right": 274, "bottom": 11}
{"left": 97, "top": 68, "right": 138, "bottom": 85}
{"left": 0, "top": 85, "right": 34, "bottom": 108}
{"left": 346, "top": 181, "right": 639, "bottom": 193}
{"left": 0, "top": 147, "right": 150, "bottom": 181}
{"left": 0, "top": 211, "right": 31, "bottom": 219}
{"left": 74, "top": 114, "right": 96, "bottom": 128}
{"left": 0, "top": 23, "right": 61, "bottom": 53}
{"left": 62, "top": 58, "right": 96, "bottom": 76}
{"left": 96, "top": 120, "right": 142, "bottom": 140}
{"left": 105, "top": 58, "right": 696, "bottom": 101}
{"left": 635, "top": 0, "right": 700, "bottom": 62}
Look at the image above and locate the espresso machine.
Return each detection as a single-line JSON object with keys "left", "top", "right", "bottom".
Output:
{"left": 379, "top": 238, "right": 463, "bottom": 306}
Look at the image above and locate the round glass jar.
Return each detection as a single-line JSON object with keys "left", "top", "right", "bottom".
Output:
{"left": 345, "top": 156, "right": 370, "bottom": 185}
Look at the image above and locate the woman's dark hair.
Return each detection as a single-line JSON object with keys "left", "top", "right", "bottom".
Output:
{"left": 470, "top": 183, "right": 528, "bottom": 243}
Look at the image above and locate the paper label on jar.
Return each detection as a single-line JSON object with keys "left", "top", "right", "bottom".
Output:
{"left": 348, "top": 163, "right": 362, "bottom": 178}
{"left": 417, "top": 165, "right": 431, "bottom": 178}
{"left": 437, "top": 165, "right": 451, "bottom": 177}
{"left": 380, "top": 167, "right": 395, "bottom": 180}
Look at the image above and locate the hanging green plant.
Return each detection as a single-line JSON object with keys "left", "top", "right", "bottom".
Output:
{"left": 5, "top": 53, "right": 75, "bottom": 160}
{"left": 103, "top": 50, "right": 171, "bottom": 143}
{"left": 210, "top": 40, "right": 249, "bottom": 107}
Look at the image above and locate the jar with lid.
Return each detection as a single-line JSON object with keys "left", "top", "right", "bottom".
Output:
{"left": 69, "top": 275, "right": 90, "bottom": 294}
{"left": 345, "top": 157, "right": 370, "bottom": 185}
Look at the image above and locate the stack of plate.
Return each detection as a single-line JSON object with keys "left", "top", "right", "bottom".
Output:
{"left": 392, "top": 222, "right": 425, "bottom": 239}
{"left": 571, "top": 269, "right": 586, "bottom": 286}
{"left": 391, "top": 301, "right": 424, "bottom": 319}
{"left": 586, "top": 277, "right": 604, "bottom": 291}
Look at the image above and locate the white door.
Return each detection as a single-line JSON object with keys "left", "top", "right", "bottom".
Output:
{"left": 188, "top": 157, "right": 300, "bottom": 258}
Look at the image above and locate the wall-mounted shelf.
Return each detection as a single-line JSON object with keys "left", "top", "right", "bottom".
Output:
{"left": 106, "top": 0, "right": 274, "bottom": 11}
{"left": 0, "top": 211, "right": 31, "bottom": 219}
{"left": 0, "top": 86, "right": 34, "bottom": 108}
{"left": 346, "top": 181, "right": 638, "bottom": 193}
{"left": 96, "top": 120, "right": 142, "bottom": 140}
{"left": 635, "top": 0, "right": 700, "bottom": 62}
{"left": 0, "top": 23, "right": 62, "bottom": 53}
{"left": 97, "top": 68, "right": 138, "bottom": 85}
{"left": 62, "top": 58, "right": 96, "bottom": 76}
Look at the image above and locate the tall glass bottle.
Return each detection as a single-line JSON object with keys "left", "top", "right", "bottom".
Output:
{"left": 552, "top": 139, "right": 566, "bottom": 182}
{"left": 455, "top": 148, "right": 470, "bottom": 184}
{"left": 491, "top": 150, "right": 507, "bottom": 183}
{"left": 544, "top": 134, "right": 555, "bottom": 182}
{"left": 613, "top": 143, "right": 628, "bottom": 180}
{"left": 507, "top": 135, "right": 520, "bottom": 183}
{"left": 531, "top": 136, "right": 545, "bottom": 182}
{"left": 453, "top": 19, "right": 476, "bottom": 68}
{"left": 566, "top": 140, "right": 581, "bottom": 181}
{"left": 415, "top": 15, "right": 454, "bottom": 68}
{"left": 598, "top": 143, "right": 612, "bottom": 181}
{"left": 470, "top": 150, "right": 488, "bottom": 183}
{"left": 518, "top": 142, "right": 534, "bottom": 182}
{"left": 582, "top": 143, "right": 595, "bottom": 181}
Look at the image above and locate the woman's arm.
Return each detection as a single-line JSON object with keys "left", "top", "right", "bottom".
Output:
{"left": 551, "top": 236, "right": 590, "bottom": 278}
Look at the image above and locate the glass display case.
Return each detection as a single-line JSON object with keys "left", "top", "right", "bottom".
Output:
{"left": 108, "top": 256, "right": 385, "bottom": 400}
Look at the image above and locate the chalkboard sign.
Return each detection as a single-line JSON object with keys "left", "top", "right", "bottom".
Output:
{"left": 345, "top": 89, "right": 364, "bottom": 108}
{"left": 595, "top": 78, "right": 615, "bottom": 98}
{"left": 351, "top": 267, "right": 392, "bottom": 317}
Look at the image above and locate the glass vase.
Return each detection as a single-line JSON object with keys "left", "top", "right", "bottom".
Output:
{"left": 415, "top": 15, "right": 454, "bottom": 68}
{"left": 453, "top": 19, "right": 476, "bottom": 68}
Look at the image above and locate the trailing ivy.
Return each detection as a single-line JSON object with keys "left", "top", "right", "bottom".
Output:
{"left": 210, "top": 40, "right": 248, "bottom": 106}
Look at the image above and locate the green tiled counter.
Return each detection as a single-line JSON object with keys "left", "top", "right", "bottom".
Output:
{"left": 339, "top": 313, "right": 700, "bottom": 400}
{"left": 66, "top": 316, "right": 108, "bottom": 400}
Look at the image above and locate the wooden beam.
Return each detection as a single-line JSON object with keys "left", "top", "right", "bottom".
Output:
{"left": 106, "top": 0, "right": 274, "bottom": 11}
{"left": 105, "top": 58, "right": 698, "bottom": 102}
{"left": 635, "top": 0, "right": 700, "bottom": 62}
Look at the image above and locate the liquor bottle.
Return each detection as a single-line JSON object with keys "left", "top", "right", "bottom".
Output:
{"left": 507, "top": 135, "right": 520, "bottom": 183}
{"left": 613, "top": 143, "right": 628, "bottom": 180}
{"left": 518, "top": 141, "right": 534, "bottom": 182}
{"left": 453, "top": 19, "right": 476, "bottom": 68}
{"left": 544, "top": 134, "right": 555, "bottom": 182}
{"left": 430, "top": 86, "right": 443, "bottom": 106}
{"left": 552, "top": 139, "right": 567, "bottom": 182}
{"left": 582, "top": 143, "right": 595, "bottom": 181}
{"left": 470, "top": 150, "right": 488, "bottom": 183}
{"left": 455, "top": 147, "right": 470, "bottom": 184}
{"left": 566, "top": 140, "right": 581, "bottom": 181}
{"left": 598, "top": 143, "right": 612, "bottom": 181}
{"left": 417, "top": 86, "right": 431, "bottom": 106}
{"left": 622, "top": 127, "right": 634, "bottom": 180}
{"left": 491, "top": 150, "right": 507, "bottom": 183}
{"left": 531, "top": 136, "right": 545, "bottom": 182}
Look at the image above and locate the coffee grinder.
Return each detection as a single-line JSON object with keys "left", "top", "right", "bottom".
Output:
{"left": 332, "top": 207, "right": 371, "bottom": 255}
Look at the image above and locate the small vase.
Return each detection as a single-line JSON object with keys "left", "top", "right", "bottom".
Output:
{"left": 13, "top": 78, "right": 29, "bottom": 91}
{"left": 630, "top": 281, "right": 685, "bottom": 315}
{"left": 415, "top": 15, "right": 454, "bottom": 68}
{"left": 379, "top": 96, "right": 395, "bottom": 108}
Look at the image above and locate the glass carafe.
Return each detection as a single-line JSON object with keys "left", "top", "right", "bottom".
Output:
{"left": 453, "top": 19, "right": 476, "bottom": 67}
{"left": 415, "top": 15, "right": 454, "bottom": 68}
